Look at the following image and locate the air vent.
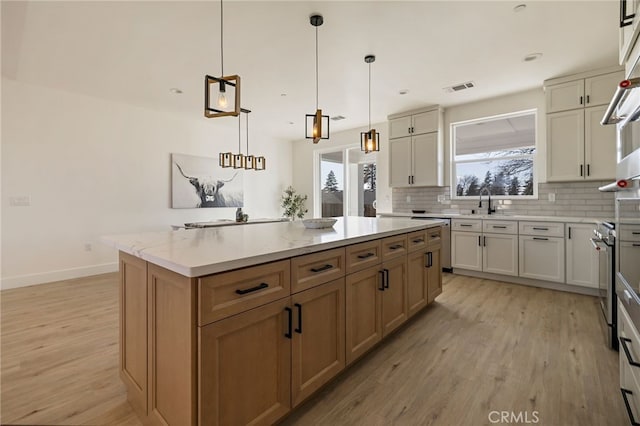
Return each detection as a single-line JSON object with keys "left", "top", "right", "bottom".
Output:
{"left": 444, "top": 81, "right": 475, "bottom": 93}
{"left": 330, "top": 115, "right": 346, "bottom": 121}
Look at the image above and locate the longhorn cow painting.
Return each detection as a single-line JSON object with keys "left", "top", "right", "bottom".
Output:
{"left": 171, "top": 153, "right": 243, "bottom": 208}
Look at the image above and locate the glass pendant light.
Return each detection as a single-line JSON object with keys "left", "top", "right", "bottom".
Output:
{"left": 205, "top": 0, "right": 241, "bottom": 118}
{"left": 305, "top": 14, "right": 329, "bottom": 143}
{"left": 361, "top": 55, "right": 380, "bottom": 154}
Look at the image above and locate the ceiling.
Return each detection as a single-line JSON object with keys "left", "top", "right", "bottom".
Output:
{"left": 2, "top": 1, "right": 620, "bottom": 143}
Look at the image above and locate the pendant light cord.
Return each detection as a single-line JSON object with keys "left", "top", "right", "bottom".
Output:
{"left": 220, "top": 0, "right": 224, "bottom": 76}
{"left": 238, "top": 113, "right": 241, "bottom": 153}
{"left": 315, "top": 25, "right": 319, "bottom": 110}
{"left": 368, "top": 62, "right": 371, "bottom": 129}
{"left": 246, "top": 112, "right": 249, "bottom": 154}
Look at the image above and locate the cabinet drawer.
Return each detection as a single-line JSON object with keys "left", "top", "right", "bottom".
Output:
{"left": 619, "top": 300, "right": 640, "bottom": 425}
{"left": 519, "top": 221, "right": 564, "bottom": 237}
{"left": 452, "top": 219, "right": 482, "bottom": 232}
{"left": 291, "top": 247, "right": 346, "bottom": 293}
{"left": 483, "top": 220, "right": 517, "bottom": 234}
{"left": 620, "top": 225, "right": 640, "bottom": 242}
{"left": 381, "top": 234, "right": 408, "bottom": 261}
{"left": 427, "top": 227, "right": 442, "bottom": 248}
{"left": 198, "top": 259, "right": 291, "bottom": 326}
{"left": 346, "top": 240, "right": 382, "bottom": 274}
{"left": 407, "top": 230, "right": 428, "bottom": 253}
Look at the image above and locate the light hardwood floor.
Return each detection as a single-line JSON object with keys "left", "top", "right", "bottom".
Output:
{"left": 1, "top": 273, "right": 627, "bottom": 425}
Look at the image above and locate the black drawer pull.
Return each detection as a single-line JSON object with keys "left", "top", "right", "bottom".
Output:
{"left": 284, "top": 307, "right": 292, "bottom": 339}
{"left": 235, "top": 282, "right": 268, "bottom": 295}
{"left": 430, "top": 234, "right": 439, "bottom": 239}
{"left": 412, "top": 238, "right": 424, "bottom": 243}
{"left": 532, "top": 227, "right": 548, "bottom": 231}
{"left": 310, "top": 264, "right": 333, "bottom": 273}
{"left": 294, "top": 303, "right": 302, "bottom": 334}
{"left": 492, "top": 225, "right": 507, "bottom": 229}
{"left": 621, "top": 388, "right": 640, "bottom": 426}
{"left": 533, "top": 237, "right": 548, "bottom": 241}
{"left": 634, "top": 244, "right": 640, "bottom": 247}
{"left": 621, "top": 337, "right": 640, "bottom": 367}
{"left": 460, "top": 224, "right": 473, "bottom": 227}
{"left": 389, "top": 244, "right": 403, "bottom": 250}
{"left": 633, "top": 232, "right": 640, "bottom": 235}
{"left": 357, "top": 252, "right": 375, "bottom": 259}
{"left": 378, "top": 270, "right": 385, "bottom": 291}
{"left": 425, "top": 252, "right": 433, "bottom": 268}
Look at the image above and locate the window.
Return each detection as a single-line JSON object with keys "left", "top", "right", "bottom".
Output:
{"left": 451, "top": 110, "right": 536, "bottom": 199}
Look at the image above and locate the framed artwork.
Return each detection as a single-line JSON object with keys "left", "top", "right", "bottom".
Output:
{"left": 171, "top": 153, "right": 243, "bottom": 208}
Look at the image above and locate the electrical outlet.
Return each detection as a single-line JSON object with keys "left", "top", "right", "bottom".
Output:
{"left": 437, "top": 194, "right": 445, "bottom": 203}
{"left": 84, "top": 243, "right": 92, "bottom": 252}
{"left": 548, "top": 193, "right": 556, "bottom": 202}
{"left": 9, "top": 196, "right": 31, "bottom": 206}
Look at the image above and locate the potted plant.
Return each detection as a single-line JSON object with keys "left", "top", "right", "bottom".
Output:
{"left": 281, "top": 186, "right": 308, "bottom": 220}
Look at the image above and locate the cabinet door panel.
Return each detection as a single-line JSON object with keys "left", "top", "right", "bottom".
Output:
{"left": 585, "top": 72, "right": 623, "bottom": 106}
{"left": 412, "top": 133, "right": 440, "bottom": 186}
{"left": 291, "top": 279, "right": 345, "bottom": 407}
{"left": 412, "top": 110, "right": 439, "bottom": 135}
{"left": 345, "top": 267, "right": 383, "bottom": 365}
{"left": 566, "top": 224, "right": 599, "bottom": 288}
{"left": 427, "top": 249, "right": 442, "bottom": 303}
{"left": 483, "top": 234, "right": 518, "bottom": 276}
{"left": 389, "top": 137, "right": 412, "bottom": 187}
{"left": 546, "top": 80, "right": 584, "bottom": 113}
{"left": 585, "top": 105, "right": 616, "bottom": 181}
{"left": 381, "top": 256, "right": 408, "bottom": 337}
{"left": 199, "top": 298, "right": 291, "bottom": 426}
{"left": 518, "top": 236, "right": 565, "bottom": 283}
{"left": 389, "top": 116, "right": 412, "bottom": 139}
{"left": 451, "top": 231, "right": 482, "bottom": 271}
{"left": 407, "top": 250, "right": 428, "bottom": 317}
{"left": 547, "top": 110, "right": 585, "bottom": 181}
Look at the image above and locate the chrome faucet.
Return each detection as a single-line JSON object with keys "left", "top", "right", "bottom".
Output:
{"left": 479, "top": 187, "right": 495, "bottom": 215}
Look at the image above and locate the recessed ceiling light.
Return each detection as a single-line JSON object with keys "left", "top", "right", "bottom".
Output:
{"left": 331, "top": 115, "right": 346, "bottom": 121}
{"left": 514, "top": 4, "right": 527, "bottom": 12}
{"left": 288, "top": 121, "right": 294, "bottom": 125}
{"left": 169, "top": 88, "right": 183, "bottom": 94}
{"left": 399, "top": 89, "right": 409, "bottom": 95}
{"left": 524, "top": 53, "right": 542, "bottom": 62}
{"left": 280, "top": 93, "right": 287, "bottom": 97}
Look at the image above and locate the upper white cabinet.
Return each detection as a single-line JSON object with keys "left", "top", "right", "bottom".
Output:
{"left": 565, "top": 223, "right": 598, "bottom": 288}
{"left": 545, "top": 69, "right": 622, "bottom": 182}
{"left": 388, "top": 107, "right": 443, "bottom": 187}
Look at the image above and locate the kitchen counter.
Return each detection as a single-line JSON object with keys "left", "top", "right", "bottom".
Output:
{"left": 379, "top": 212, "right": 613, "bottom": 224}
{"left": 103, "top": 216, "right": 443, "bottom": 277}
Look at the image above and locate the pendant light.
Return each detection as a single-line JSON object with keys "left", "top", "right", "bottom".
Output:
{"left": 361, "top": 55, "right": 379, "bottom": 154}
{"left": 219, "top": 111, "right": 245, "bottom": 168}
{"left": 242, "top": 109, "right": 266, "bottom": 171}
{"left": 205, "top": 0, "right": 241, "bottom": 118}
{"left": 305, "top": 14, "right": 329, "bottom": 143}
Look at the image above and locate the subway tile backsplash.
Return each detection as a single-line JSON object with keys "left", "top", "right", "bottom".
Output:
{"left": 391, "top": 181, "right": 615, "bottom": 219}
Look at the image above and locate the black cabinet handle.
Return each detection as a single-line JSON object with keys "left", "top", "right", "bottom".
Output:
{"left": 389, "top": 244, "right": 403, "bottom": 250}
{"left": 634, "top": 244, "right": 640, "bottom": 247}
{"left": 580, "top": 164, "right": 584, "bottom": 176}
{"left": 632, "top": 232, "right": 640, "bottom": 235}
{"left": 568, "top": 227, "right": 572, "bottom": 239}
{"left": 587, "top": 164, "right": 590, "bottom": 176}
{"left": 621, "top": 337, "right": 640, "bottom": 367}
{"left": 378, "top": 270, "right": 385, "bottom": 291}
{"left": 426, "top": 252, "right": 433, "bottom": 268}
{"left": 310, "top": 264, "right": 333, "bottom": 273}
{"left": 586, "top": 95, "right": 590, "bottom": 104}
{"left": 294, "top": 303, "right": 302, "bottom": 334}
{"left": 235, "top": 282, "right": 269, "bottom": 295}
{"left": 493, "top": 225, "right": 507, "bottom": 229}
{"left": 408, "top": 176, "right": 411, "bottom": 185}
{"left": 384, "top": 268, "right": 390, "bottom": 289}
{"left": 357, "top": 252, "right": 375, "bottom": 259}
{"left": 284, "top": 307, "right": 293, "bottom": 339}
{"left": 412, "top": 238, "right": 424, "bottom": 243}
{"left": 621, "top": 388, "right": 640, "bottom": 425}
{"left": 580, "top": 95, "right": 583, "bottom": 105}
{"left": 533, "top": 237, "right": 548, "bottom": 241}
{"left": 532, "top": 227, "right": 548, "bottom": 231}
{"left": 483, "top": 236, "right": 487, "bottom": 247}
{"left": 460, "top": 224, "right": 473, "bottom": 227}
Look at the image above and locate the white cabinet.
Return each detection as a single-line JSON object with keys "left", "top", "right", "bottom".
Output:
{"left": 518, "top": 221, "right": 565, "bottom": 283}
{"left": 388, "top": 107, "right": 443, "bottom": 187}
{"left": 452, "top": 219, "right": 517, "bottom": 276}
{"left": 482, "top": 233, "right": 518, "bottom": 276}
{"left": 451, "top": 230, "right": 482, "bottom": 271}
{"left": 546, "top": 70, "right": 622, "bottom": 182}
{"left": 565, "top": 223, "right": 598, "bottom": 288}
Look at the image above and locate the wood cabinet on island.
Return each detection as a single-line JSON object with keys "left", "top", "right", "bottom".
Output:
{"left": 103, "top": 216, "right": 443, "bottom": 426}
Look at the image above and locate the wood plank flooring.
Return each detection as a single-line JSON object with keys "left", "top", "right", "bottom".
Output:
{"left": 1, "top": 273, "right": 627, "bottom": 425}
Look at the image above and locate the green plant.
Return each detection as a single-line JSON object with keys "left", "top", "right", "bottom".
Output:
{"left": 281, "top": 186, "right": 308, "bottom": 220}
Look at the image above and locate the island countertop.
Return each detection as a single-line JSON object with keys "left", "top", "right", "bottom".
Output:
{"left": 102, "top": 216, "right": 443, "bottom": 277}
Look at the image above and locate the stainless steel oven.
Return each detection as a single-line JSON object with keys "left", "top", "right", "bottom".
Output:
{"left": 593, "top": 222, "right": 617, "bottom": 349}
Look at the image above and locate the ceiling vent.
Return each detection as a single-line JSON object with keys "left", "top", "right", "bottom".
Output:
{"left": 444, "top": 81, "right": 475, "bottom": 93}
{"left": 331, "top": 115, "right": 346, "bottom": 121}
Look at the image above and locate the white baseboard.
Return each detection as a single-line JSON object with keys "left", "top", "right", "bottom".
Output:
{"left": 1, "top": 263, "right": 119, "bottom": 290}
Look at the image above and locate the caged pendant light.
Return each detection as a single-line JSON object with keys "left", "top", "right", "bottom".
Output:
{"left": 361, "top": 55, "right": 379, "bottom": 154}
{"left": 219, "top": 111, "right": 245, "bottom": 168}
{"left": 242, "top": 109, "right": 266, "bottom": 171}
{"left": 305, "top": 14, "right": 329, "bottom": 143}
{"left": 205, "top": 0, "right": 241, "bottom": 118}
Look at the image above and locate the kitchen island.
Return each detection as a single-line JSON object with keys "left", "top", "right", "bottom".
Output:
{"left": 103, "top": 216, "right": 443, "bottom": 426}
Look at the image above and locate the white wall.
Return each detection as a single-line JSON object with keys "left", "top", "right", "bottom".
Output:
{"left": 291, "top": 123, "right": 392, "bottom": 217}
{"left": 1, "top": 78, "right": 293, "bottom": 289}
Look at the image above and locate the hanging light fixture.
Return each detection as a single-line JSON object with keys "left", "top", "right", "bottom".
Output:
{"left": 241, "top": 109, "right": 266, "bottom": 171}
{"left": 361, "top": 55, "right": 379, "bottom": 154}
{"left": 205, "top": 0, "right": 240, "bottom": 118}
{"left": 305, "top": 14, "right": 329, "bottom": 143}
{"left": 232, "top": 112, "right": 245, "bottom": 168}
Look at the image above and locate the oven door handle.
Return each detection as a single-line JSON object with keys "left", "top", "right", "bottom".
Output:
{"left": 590, "top": 238, "right": 606, "bottom": 251}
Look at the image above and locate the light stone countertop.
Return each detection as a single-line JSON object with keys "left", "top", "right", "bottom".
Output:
{"left": 102, "top": 216, "right": 443, "bottom": 278}
{"left": 379, "top": 212, "right": 613, "bottom": 224}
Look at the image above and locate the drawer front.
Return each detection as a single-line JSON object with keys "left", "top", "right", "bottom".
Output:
{"left": 407, "top": 230, "right": 428, "bottom": 253}
{"left": 452, "top": 219, "right": 482, "bottom": 232}
{"left": 519, "top": 221, "right": 564, "bottom": 237}
{"left": 291, "top": 247, "right": 346, "bottom": 293}
{"left": 483, "top": 220, "right": 517, "bottom": 235}
{"left": 620, "top": 225, "right": 640, "bottom": 242}
{"left": 620, "top": 300, "right": 640, "bottom": 425}
{"left": 346, "top": 240, "right": 382, "bottom": 274}
{"left": 198, "top": 259, "right": 291, "bottom": 326}
{"left": 426, "top": 227, "right": 442, "bottom": 248}
{"left": 381, "top": 234, "right": 408, "bottom": 261}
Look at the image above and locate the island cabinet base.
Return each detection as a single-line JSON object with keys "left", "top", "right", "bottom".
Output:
{"left": 118, "top": 225, "right": 442, "bottom": 426}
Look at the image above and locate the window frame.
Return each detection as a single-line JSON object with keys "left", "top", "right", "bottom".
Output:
{"left": 450, "top": 109, "right": 538, "bottom": 201}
